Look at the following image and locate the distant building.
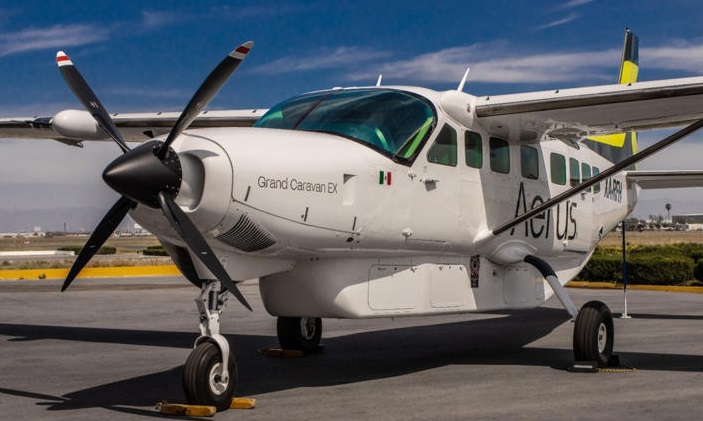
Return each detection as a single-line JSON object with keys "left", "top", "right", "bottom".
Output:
{"left": 0, "top": 231, "right": 46, "bottom": 238}
{"left": 672, "top": 214, "right": 703, "bottom": 230}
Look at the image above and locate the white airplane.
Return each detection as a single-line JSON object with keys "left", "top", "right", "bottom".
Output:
{"left": 3, "top": 30, "right": 703, "bottom": 411}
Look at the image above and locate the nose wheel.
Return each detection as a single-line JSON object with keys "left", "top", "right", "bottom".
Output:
{"left": 183, "top": 341, "right": 237, "bottom": 411}
{"left": 183, "top": 280, "right": 239, "bottom": 411}
{"left": 277, "top": 316, "right": 322, "bottom": 353}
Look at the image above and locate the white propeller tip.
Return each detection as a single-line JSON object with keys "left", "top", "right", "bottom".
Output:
{"left": 230, "top": 41, "right": 254, "bottom": 60}
{"left": 56, "top": 51, "right": 73, "bottom": 67}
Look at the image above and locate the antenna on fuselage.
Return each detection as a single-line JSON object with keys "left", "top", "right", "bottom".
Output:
{"left": 457, "top": 66, "right": 470, "bottom": 92}
{"left": 376, "top": 74, "right": 383, "bottom": 87}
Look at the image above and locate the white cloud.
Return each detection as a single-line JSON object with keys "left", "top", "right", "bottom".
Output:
{"left": 555, "top": 0, "right": 594, "bottom": 10}
{"left": 642, "top": 42, "right": 703, "bottom": 73}
{"left": 0, "top": 10, "right": 181, "bottom": 58}
{"left": 0, "top": 24, "right": 112, "bottom": 57}
{"left": 536, "top": 12, "right": 580, "bottom": 30}
{"left": 287, "top": 38, "right": 703, "bottom": 86}
{"left": 140, "top": 10, "right": 182, "bottom": 28}
{"left": 347, "top": 43, "right": 619, "bottom": 84}
{"left": 252, "top": 46, "right": 392, "bottom": 74}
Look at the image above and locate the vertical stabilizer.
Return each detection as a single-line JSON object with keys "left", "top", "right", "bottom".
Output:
{"left": 583, "top": 29, "right": 639, "bottom": 166}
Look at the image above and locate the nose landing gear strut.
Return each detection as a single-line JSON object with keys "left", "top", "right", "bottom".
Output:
{"left": 183, "top": 281, "right": 238, "bottom": 411}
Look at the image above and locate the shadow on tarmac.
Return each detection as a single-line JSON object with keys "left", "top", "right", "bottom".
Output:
{"left": 0, "top": 306, "right": 701, "bottom": 417}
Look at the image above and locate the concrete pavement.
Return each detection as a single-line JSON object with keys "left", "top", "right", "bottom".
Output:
{"left": 0, "top": 277, "right": 701, "bottom": 420}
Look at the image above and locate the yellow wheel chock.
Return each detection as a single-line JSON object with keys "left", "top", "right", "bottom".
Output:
{"left": 156, "top": 397, "right": 257, "bottom": 416}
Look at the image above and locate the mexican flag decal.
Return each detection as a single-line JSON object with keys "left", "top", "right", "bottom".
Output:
{"left": 379, "top": 170, "right": 392, "bottom": 185}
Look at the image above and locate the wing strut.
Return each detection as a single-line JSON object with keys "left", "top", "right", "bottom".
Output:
{"left": 490, "top": 117, "right": 703, "bottom": 237}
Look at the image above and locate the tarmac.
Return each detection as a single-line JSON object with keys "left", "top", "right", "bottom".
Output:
{"left": 0, "top": 276, "right": 701, "bottom": 420}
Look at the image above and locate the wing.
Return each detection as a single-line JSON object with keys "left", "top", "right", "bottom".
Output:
{"left": 626, "top": 170, "right": 703, "bottom": 189}
{"left": 0, "top": 109, "right": 266, "bottom": 143}
{"left": 474, "top": 76, "right": 703, "bottom": 142}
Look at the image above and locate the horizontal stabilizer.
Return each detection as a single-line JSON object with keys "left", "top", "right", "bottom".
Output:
{"left": 626, "top": 170, "right": 703, "bottom": 189}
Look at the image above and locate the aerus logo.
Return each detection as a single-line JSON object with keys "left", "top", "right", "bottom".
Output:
{"left": 510, "top": 182, "right": 577, "bottom": 240}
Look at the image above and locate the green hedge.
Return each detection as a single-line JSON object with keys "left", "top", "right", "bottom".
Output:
{"left": 58, "top": 245, "right": 116, "bottom": 255}
{"left": 577, "top": 243, "right": 703, "bottom": 285}
{"left": 142, "top": 245, "right": 168, "bottom": 256}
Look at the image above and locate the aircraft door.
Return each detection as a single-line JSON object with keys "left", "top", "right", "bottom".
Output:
{"left": 407, "top": 123, "right": 463, "bottom": 250}
{"left": 562, "top": 158, "right": 595, "bottom": 252}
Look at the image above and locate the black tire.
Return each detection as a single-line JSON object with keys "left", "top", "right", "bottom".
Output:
{"left": 277, "top": 316, "right": 322, "bottom": 353}
{"left": 182, "top": 342, "right": 237, "bottom": 412}
{"left": 573, "top": 301, "right": 614, "bottom": 367}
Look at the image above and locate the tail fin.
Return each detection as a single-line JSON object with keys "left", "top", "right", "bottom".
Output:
{"left": 583, "top": 29, "right": 639, "bottom": 166}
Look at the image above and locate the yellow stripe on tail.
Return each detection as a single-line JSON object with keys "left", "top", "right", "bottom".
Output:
{"left": 586, "top": 29, "right": 639, "bottom": 164}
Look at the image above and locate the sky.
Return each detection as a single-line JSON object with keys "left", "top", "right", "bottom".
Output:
{"left": 3, "top": 0, "right": 703, "bottom": 231}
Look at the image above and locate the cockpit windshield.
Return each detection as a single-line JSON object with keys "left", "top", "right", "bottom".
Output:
{"left": 255, "top": 88, "right": 436, "bottom": 164}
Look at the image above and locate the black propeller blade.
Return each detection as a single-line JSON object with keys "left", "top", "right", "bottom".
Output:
{"left": 157, "top": 192, "right": 252, "bottom": 310}
{"left": 57, "top": 42, "right": 255, "bottom": 312}
{"left": 56, "top": 51, "right": 131, "bottom": 154}
{"left": 62, "top": 196, "right": 135, "bottom": 291}
{"left": 156, "top": 41, "right": 254, "bottom": 159}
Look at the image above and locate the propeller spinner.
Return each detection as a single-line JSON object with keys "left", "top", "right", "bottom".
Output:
{"left": 57, "top": 43, "right": 254, "bottom": 311}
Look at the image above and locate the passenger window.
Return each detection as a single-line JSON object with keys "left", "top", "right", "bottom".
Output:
{"left": 490, "top": 137, "right": 510, "bottom": 174}
{"left": 520, "top": 146, "right": 539, "bottom": 180}
{"left": 427, "top": 124, "right": 457, "bottom": 166}
{"left": 569, "top": 158, "right": 580, "bottom": 187}
{"left": 550, "top": 153, "right": 566, "bottom": 185}
{"left": 581, "top": 163, "right": 592, "bottom": 192}
{"left": 593, "top": 167, "right": 601, "bottom": 193}
{"left": 465, "top": 131, "right": 483, "bottom": 169}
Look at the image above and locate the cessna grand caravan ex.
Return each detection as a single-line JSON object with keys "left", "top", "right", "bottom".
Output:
{"left": 3, "top": 30, "right": 703, "bottom": 410}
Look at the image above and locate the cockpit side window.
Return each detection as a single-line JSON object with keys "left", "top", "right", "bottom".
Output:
{"left": 427, "top": 124, "right": 457, "bottom": 166}
{"left": 255, "top": 88, "right": 437, "bottom": 165}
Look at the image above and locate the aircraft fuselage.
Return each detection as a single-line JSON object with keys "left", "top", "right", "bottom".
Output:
{"left": 131, "top": 86, "right": 634, "bottom": 318}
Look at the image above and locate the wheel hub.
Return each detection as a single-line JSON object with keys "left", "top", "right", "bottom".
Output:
{"left": 597, "top": 322, "right": 607, "bottom": 353}
{"left": 208, "top": 362, "right": 229, "bottom": 395}
{"left": 300, "top": 317, "right": 317, "bottom": 340}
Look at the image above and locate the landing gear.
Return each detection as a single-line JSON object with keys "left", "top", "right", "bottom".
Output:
{"left": 573, "top": 300, "right": 614, "bottom": 367}
{"left": 277, "top": 316, "right": 322, "bottom": 353}
{"left": 183, "top": 281, "right": 237, "bottom": 411}
{"left": 183, "top": 342, "right": 237, "bottom": 411}
{"left": 524, "top": 255, "right": 615, "bottom": 367}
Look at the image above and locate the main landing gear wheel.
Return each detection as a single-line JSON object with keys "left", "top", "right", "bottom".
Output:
{"left": 573, "top": 301, "right": 614, "bottom": 367}
{"left": 277, "top": 316, "right": 322, "bottom": 353}
{"left": 183, "top": 341, "right": 237, "bottom": 411}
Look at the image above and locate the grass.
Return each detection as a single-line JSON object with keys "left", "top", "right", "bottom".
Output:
{"left": 0, "top": 235, "right": 169, "bottom": 270}
{"left": 0, "top": 235, "right": 160, "bottom": 252}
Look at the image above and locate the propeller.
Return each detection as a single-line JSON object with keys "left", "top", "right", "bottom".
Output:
{"left": 61, "top": 196, "right": 134, "bottom": 291}
{"left": 57, "top": 43, "right": 254, "bottom": 311}
{"left": 156, "top": 42, "right": 253, "bottom": 160}
{"left": 56, "top": 52, "right": 131, "bottom": 154}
